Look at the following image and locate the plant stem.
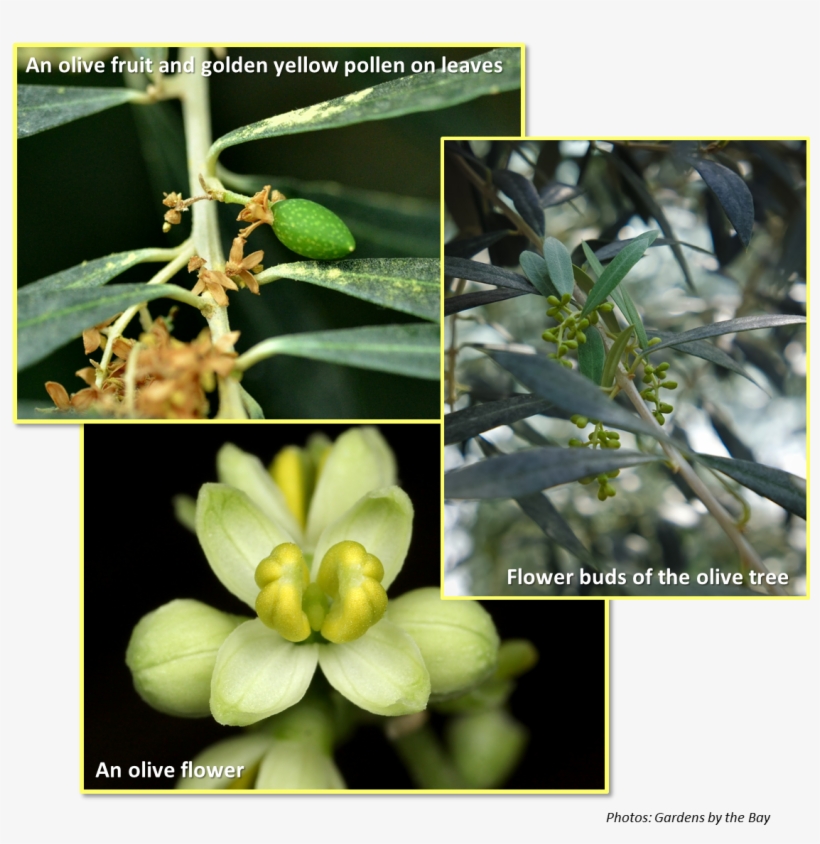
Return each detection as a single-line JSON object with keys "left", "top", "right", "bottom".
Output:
{"left": 95, "top": 244, "right": 195, "bottom": 387}
{"left": 571, "top": 283, "right": 784, "bottom": 595}
{"left": 175, "top": 47, "right": 247, "bottom": 419}
{"left": 387, "top": 720, "right": 466, "bottom": 789}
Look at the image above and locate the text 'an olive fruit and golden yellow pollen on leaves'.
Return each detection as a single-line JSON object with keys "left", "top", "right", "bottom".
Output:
{"left": 254, "top": 541, "right": 387, "bottom": 645}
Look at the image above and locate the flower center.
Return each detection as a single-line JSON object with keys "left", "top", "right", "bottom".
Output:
{"left": 254, "top": 540, "right": 387, "bottom": 644}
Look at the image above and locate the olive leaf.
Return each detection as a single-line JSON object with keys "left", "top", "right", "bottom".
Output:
{"left": 257, "top": 258, "right": 439, "bottom": 322}
{"left": 445, "top": 289, "right": 530, "bottom": 316}
{"left": 445, "top": 231, "right": 512, "bottom": 259}
{"left": 17, "top": 248, "right": 174, "bottom": 301}
{"left": 577, "top": 324, "right": 605, "bottom": 385}
{"left": 519, "top": 252, "right": 559, "bottom": 298}
{"left": 689, "top": 157, "right": 754, "bottom": 246}
{"left": 492, "top": 170, "right": 545, "bottom": 236}
{"left": 580, "top": 231, "right": 659, "bottom": 318}
{"left": 445, "top": 446, "right": 664, "bottom": 499}
{"left": 18, "top": 85, "right": 146, "bottom": 138}
{"left": 235, "top": 323, "right": 439, "bottom": 381}
{"left": 445, "top": 257, "right": 536, "bottom": 293}
{"left": 445, "top": 395, "right": 558, "bottom": 445}
{"left": 476, "top": 439, "right": 597, "bottom": 568}
{"left": 541, "top": 237, "right": 575, "bottom": 298}
{"left": 641, "top": 315, "right": 806, "bottom": 356}
{"left": 483, "top": 348, "right": 672, "bottom": 444}
{"left": 208, "top": 47, "right": 521, "bottom": 164}
{"left": 18, "top": 283, "right": 203, "bottom": 370}
{"left": 693, "top": 453, "right": 805, "bottom": 520}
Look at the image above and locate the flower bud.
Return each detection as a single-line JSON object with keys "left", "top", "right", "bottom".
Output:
{"left": 388, "top": 588, "right": 499, "bottom": 698}
{"left": 126, "top": 599, "right": 245, "bottom": 717}
{"left": 255, "top": 741, "right": 346, "bottom": 789}
{"left": 446, "top": 709, "right": 528, "bottom": 788}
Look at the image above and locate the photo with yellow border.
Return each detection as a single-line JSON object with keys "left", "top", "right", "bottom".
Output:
{"left": 442, "top": 137, "right": 808, "bottom": 600}
{"left": 15, "top": 44, "right": 524, "bottom": 422}
{"left": 81, "top": 423, "right": 609, "bottom": 793}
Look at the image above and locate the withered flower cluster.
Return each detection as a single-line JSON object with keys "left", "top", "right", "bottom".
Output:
{"left": 46, "top": 314, "right": 238, "bottom": 418}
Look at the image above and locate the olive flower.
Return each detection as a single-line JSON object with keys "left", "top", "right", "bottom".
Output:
{"left": 127, "top": 428, "right": 430, "bottom": 727}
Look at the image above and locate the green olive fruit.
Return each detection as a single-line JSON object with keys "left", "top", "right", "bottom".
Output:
{"left": 271, "top": 199, "right": 355, "bottom": 260}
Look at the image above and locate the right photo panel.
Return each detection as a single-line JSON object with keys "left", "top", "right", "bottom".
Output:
{"left": 444, "top": 138, "right": 807, "bottom": 600}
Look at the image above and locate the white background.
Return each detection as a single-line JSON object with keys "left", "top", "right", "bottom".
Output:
{"left": 3, "top": 3, "right": 817, "bottom": 843}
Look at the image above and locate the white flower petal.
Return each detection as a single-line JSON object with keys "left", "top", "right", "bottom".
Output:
{"left": 210, "top": 620, "right": 319, "bottom": 727}
{"left": 177, "top": 733, "right": 273, "bottom": 789}
{"left": 196, "top": 483, "right": 295, "bottom": 608}
{"left": 216, "top": 443, "right": 303, "bottom": 544}
{"left": 256, "top": 741, "right": 346, "bottom": 790}
{"left": 311, "top": 487, "right": 413, "bottom": 590}
{"left": 318, "top": 619, "right": 430, "bottom": 716}
{"left": 305, "top": 427, "right": 396, "bottom": 547}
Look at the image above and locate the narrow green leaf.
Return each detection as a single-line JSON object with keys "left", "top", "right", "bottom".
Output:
{"left": 477, "top": 439, "right": 597, "bottom": 568}
{"left": 641, "top": 315, "right": 806, "bottom": 356}
{"left": 18, "top": 84, "right": 145, "bottom": 138}
{"left": 572, "top": 266, "right": 619, "bottom": 334}
{"left": 445, "top": 395, "right": 557, "bottom": 445}
{"left": 541, "top": 237, "right": 575, "bottom": 298}
{"left": 601, "top": 325, "right": 634, "bottom": 388}
{"left": 693, "top": 453, "right": 805, "bottom": 519}
{"left": 646, "top": 330, "right": 763, "bottom": 389}
{"left": 581, "top": 241, "right": 605, "bottom": 277}
{"left": 18, "top": 283, "right": 202, "bottom": 370}
{"left": 580, "top": 231, "right": 659, "bottom": 318}
{"left": 236, "top": 323, "right": 439, "bottom": 381}
{"left": 446, "top": 258, "right": 535, "bottom": 293}
{"left": 577, "top": 325, "right": 605, "bottom": 385}
{"left": 519, "top": 252, "right": 557, "bottom": 298}
{"left": 208, "top": 48, "right": 521, "bottom": 162}
{"left": 484, "top": 349, "right": 671, "bottom": 443}
{"left": 445, "top": 447, "right": 664, "bottom": 499}
{"left": 581, "top": 242, "right": 648, "bottom": 348}
{"left": 445, "top": 289, "right": 530, "bottom": 316}
{"left": 17, "top": 248, "right": 178, "bottom": 305}
{"left": 258, "top": 258, "right": 440, "bottom": 322}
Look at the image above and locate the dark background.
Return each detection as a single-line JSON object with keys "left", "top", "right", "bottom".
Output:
{"left": 17, "top": 46, "right": 522, "bottom": 419}
{"left": 83, "top": 423, "right": 606, "bottom": 791}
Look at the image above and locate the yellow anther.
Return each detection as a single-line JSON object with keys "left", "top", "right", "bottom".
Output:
{"left": 270, "top": 447, "right": 309, "bottom": 530}
{"left": 316, "top": 541, "right": 388, "bottom": 644}
{"left": 254, "top": 543, "right": 311, "bottom": 642}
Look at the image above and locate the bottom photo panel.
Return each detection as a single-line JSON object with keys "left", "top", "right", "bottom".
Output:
{"left": 82, "top": 423, "right": 608, "bottom": 793}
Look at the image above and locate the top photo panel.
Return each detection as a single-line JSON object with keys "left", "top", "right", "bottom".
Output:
{"left": 444, "top": 139, "right": 806, "bottom": 599}
{"left": 15, "top": 45, "right": 523, "bottom": 421}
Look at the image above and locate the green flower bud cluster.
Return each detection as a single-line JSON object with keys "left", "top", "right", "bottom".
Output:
{"left": 639, "top": 358, "right": 678, "bottom": 425}
{"left": 568, "top": 414, "right": 622, "bottom": 501}
{"left": 541, "top": 295, "right": 614, "bottom": 369}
